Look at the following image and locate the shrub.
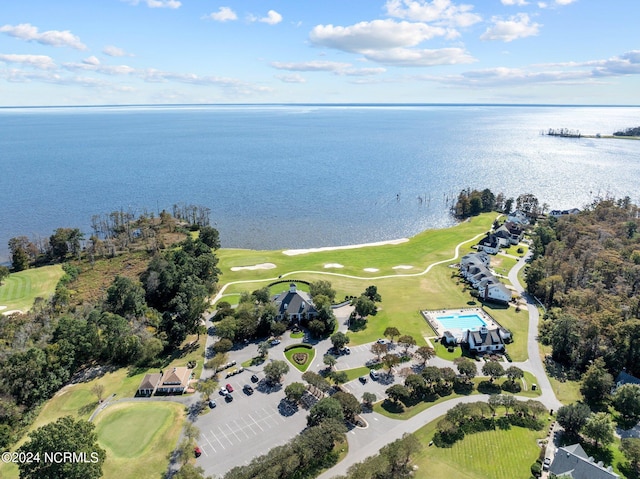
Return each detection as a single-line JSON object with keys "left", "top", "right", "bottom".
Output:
{"left": 284, "top": 343, "right": 313, "bottom": 352}
{"left": 531, "top": 461, "right": 542, "bottom": 477}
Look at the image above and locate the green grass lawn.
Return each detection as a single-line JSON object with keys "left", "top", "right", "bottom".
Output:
{"left": 94, "top": 401, "right": 185, "bottom": 479}
{"left": 491, "top": 255, "right": 518, "bottom": 277}
{"left": 0, "top": 265, "right": 64, "bottom": 312}
{"left": 284, "top": 346, "right": 316, "bottom": 372}
{"left": 483, "top": 304, "right": 529, "bottom": 362}
{"left": 412, "top": 415, "right": 548, "bottom": 479}
{"left": 341, "top": 366, "right": 371, "bottom": 381}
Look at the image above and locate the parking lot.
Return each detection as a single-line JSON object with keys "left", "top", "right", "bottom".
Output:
{"left": 194, "top": 374, "right": 307, "bottom": 477}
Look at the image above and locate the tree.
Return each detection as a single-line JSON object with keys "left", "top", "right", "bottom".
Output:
{"left": 285, "top": 382, "right": 306, "bottom": 403}
{"left": 205, "top": 352, "right": 228, "bottom": 371}
{"left": 583, "top": 412, "right": 615, "bottom": 450}
{"left": 362, "top": 392, "right": 377, "bottom": 408}
{"left": 333, "top": 391, "right": 362, "bottom": 421}
{"left": 405, "top": 374, "right": 426, "bottom": 397}
{"left": 302, "top": 371, "right": 332, "bottom": 392}
{"left": 214, "top": 317, "right": 237, "bottom": 341}
{"left": 91, "top": 383, "right": 105, "bottom": 403}
{"left": 580, "top": 358, "right": 614, "bottom": 407}
{"left": 199, "top": 226, "right": 220, "bottom": 249}
{"left": 353, "top": 295, "right": 376, "bottom": 318}
{"left": 455, "top": 357, "right": 477, "bottom": 381}
{"left": 330, "top": 331, "right": 350, "bottom": 350}
{"left": 18, "top": 416, "right": 106, "bottom": 479}
{"left": 309, "top": 280, "right": 336, "bottom": 303}
{"left": 414, "top": 345, "right": 435, "bottom": 365}
{"left": 613, "top": 383, "right": 640, "bottom": 426}
{"left": 364, "top": 285, "right": 381, "bottom": 302}
{"left": 482, "top": 361, "right": 505, "bottom": 381}
{"left": 382, "top": 353, "right": 400, "bottom": 376}
{"left": 381, "top": 433, "right": 422, "bottom": 477}
{"left": 330, "top": 370, "right": 349, "bottom": 386}
{"left": 505, "top": 366, "right": 524, "bottom": 384}
{"left": 195, "top": 377, "right": 218, "bottom": 401}
{"left": 8, "top": 236, "right": 34, "bottom": 271}
{"left": 556, "top": 402, "right": 591, "bottom": 436}
{"left": 307, "top": 397, "right": 344, "bottom": 426}
{"left": 371, "top": 342, "right": 388, "bottom": 361}
{"left": 622, "top": 438, "right": 640, "bottom": 475}
{"left": 0, "top": 265, "right": 9, "bottom": 284}
{"left": 213, "top": 338, "right": 233, "bottom": 354}
{"left": 270, "top": 321, "right": 287, "bottom": 337}
{"left": 264, "top": 360, "right": 290, "bottom": 384}
{"left": 383, "top": 327, "right": 400, "bottom": 342}
{"left": 174, "top": 464, "right": 213, "bottom": 479}
{"left": 183, "top": 422, "right": 200, "bottom": 443}
{"left": 257, "top": 341, "right": 270, "bottom": 358}
{"left": 398, "top": 335, "right": 416, "bottom": 354}
{"left": 386, "top": 384, "right": 410, "bottom": 404}
{"left": 105, "top": 275, "right": 146, "bottom": 318}
{"left": 323, "top": 354, "right": 337, "bottom": 370}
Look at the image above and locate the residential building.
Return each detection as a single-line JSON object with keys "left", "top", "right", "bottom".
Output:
{"left": 549, "top": 443, "right": 619, "bottom": 479}
{"left": 464, "top": 326, "right": 505, "bottom": 353}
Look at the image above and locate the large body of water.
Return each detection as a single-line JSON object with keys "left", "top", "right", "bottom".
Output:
{"left": 1, "top": 104, "right": 640, "bottom": 263}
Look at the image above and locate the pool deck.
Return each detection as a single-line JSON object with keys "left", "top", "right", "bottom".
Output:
{"left": 421, "top": 307, "right": 500, "bottom": 340}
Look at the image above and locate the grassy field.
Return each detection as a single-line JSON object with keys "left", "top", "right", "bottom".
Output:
{"left": 94, "top": 401, "right": 185, "bottom": 479}
{"left": 284, "top": 346, "right": 316, "bottom": 372}
{"left": 0, "top": 265, "right": 64, "bottom": 312}
{"left": 412, "top": 415, "right": 548, "bottom": 479}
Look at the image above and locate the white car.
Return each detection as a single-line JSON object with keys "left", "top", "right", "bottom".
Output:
{"left": 219, "top": 387, "right": 228, "bottom": 395}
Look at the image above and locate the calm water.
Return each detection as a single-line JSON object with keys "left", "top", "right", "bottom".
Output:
{"left": 1, "top": 104, "right": 640, "bottom": 263}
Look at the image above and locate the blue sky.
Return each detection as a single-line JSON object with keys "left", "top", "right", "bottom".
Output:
{"left": 1, "top": 0, "right": 639, "bottom": 105}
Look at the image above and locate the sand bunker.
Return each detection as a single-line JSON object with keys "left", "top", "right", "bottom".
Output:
{"left": 324, "top": 263, "right": 344, "bottom": 269}
{"left": 230, "top": 263, "right": 277, "bottom": 272}
{"left": 363, "top": 268, "right": 379, "bottom": 272}
{"left": 0, "top": 306, "right": 6, "bottom": 311}
{"left": 283, "top": 238, "right": 409, "bottom": 256}
{"left": 393, "top": 265, "right": 414, "bottom": 270}
{"left": 2, "top": 310, "right": 23, "bottom": 316}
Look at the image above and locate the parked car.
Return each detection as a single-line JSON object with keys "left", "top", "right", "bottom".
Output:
{"left": 219, "top": 387, "right": 228, "bottom": 395}
{"left": 209, "top": 400, "right": 217, "bottom": 408}
{"left": 342, "top": 347, "right": 351, "bottom": 355}
{"left": 251, "top": 374, "right": 259, "bottom": 383}
{"left": 243, "top": 384, "right": 254, "bottom": 395}
{"left": 225, "top": 383, "right": 234, "bottom": 393}
{"left": 359, "top": 376, "right": 368, "bottom": 384}
{"left": 271, "top": 339, "right": 281, "bottom": 346}
{"left": 194, "top": 447, "right": 202, "bottom": 458}
{"left": 370, "top": 369, "right": 379, "bottom": 380}
{"left": 542, "top": 457, "right": 551, "bottom": 471}
{"left": 377, "top": 338, "right": 387, "bottom": 344}
{"left": 225, "top": 393, "right": 233, "bottom": 402}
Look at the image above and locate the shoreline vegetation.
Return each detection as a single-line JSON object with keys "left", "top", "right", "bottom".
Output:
{"left": 544, "top": 126, "right": 640, "bottom": 139}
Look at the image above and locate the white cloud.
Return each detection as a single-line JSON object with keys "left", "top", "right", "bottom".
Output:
{"left": 124, "top": 0, "right": 181, "bottom": 8}
{"left": 103, "top": 45, "right": 133, "bottom": 57}
{"left": 501, "top": 0, "right": 528, "bottom": 5}
{"left": 555, "top": 0, "right": 577, "bottom": 5}
{"left": 0, "top": 53, "right": 57, "bottom": 70}
{"left": 481, "top": 13, "right": 540, "bottom": 42}
{"left": 207, "top": 7, "right": 237, "bottom": 22}
{"left": 385, "top": 0, "right": 481, "bottom": 28}
{"left": 271, "top": 60, "right": 352, "bottom": 72}
{"left": 275, "top": 74, "right": 306, "bottom": 83}
{"left": 309, "top": 19, "right": 446, "bottom": 53}
{"left": 340, "top": 67, "right": 387, "bottom": 76}
{"left": 82, "top": 56, "right": 101, "bottom": 66}
{"left": 260, "top": 10, "right": 283, "bottom": 25}
{"left": 364, "top": 47, "right": 475, "bottom": 66}
{"left": 0, "top": 23, "right": 87, "bottom": 50}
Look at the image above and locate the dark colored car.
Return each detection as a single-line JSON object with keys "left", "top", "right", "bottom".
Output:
{"left": 225, "top": 393, "right": 233, "bottom": 402}
{"left": 359, "top": 376, "right": 368, "bottom": 384}
{"left": 251, "top": 374, "right": 259, "bottom": 383}
{"left": 209, "top": 400, "right": 216, "bottom": 408}
{"left": 243, "top": 384, "right": 254, "bottom": 395}
{"left": 194, "top": 447, "right": 202, "bottom": 458}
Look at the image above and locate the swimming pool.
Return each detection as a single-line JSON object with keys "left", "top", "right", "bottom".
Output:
{"left": 436, "top": 314, "right": 487, "bottom": 331}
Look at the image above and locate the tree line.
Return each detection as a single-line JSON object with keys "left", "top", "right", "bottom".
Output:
{"left": 452, "top": 188, "right": 544, "bottom": 220}
{"left": 0, "top": 214, "right": 221, "bottom": 450}
{"left": 527, "top": 197, "right": 640, "bottom": 377}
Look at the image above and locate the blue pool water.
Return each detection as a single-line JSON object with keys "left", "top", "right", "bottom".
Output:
{"left": 437, "top": 314, "right": 487, "bottom": 331}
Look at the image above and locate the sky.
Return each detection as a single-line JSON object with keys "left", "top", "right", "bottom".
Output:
{"left": 1, "top": 0, "right": 639, "bottom": 106}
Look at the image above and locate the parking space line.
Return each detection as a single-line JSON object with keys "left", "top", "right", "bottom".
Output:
{"left": 202, "top": 433, "right": 216, "bottom": 455}
{"left": 233, "top": 419, "right": 251, "bottom": 439}
{"left": 226, "top": 423, "right": 243, "bottom": 442}
{"left": 210, "top": 429, "right": 227, "bottom": 449}
{"left": 241, "top": 416, "right": 259, "bottom": 435}
{"left": 248, "top": 413, "right": 264, "bottom": 432}
{"left": 217, "top": 426, "right": 235, "bottom": 446}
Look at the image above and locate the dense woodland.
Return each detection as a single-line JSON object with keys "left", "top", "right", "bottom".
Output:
{"left": 614, "top": 126, "right": 640, "bottom": 137}
{"left": 0, "top": 207, "right": 220, "bottom": 450}
{"left": 527, "top": 198, "right": 640, "bottom": 378}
